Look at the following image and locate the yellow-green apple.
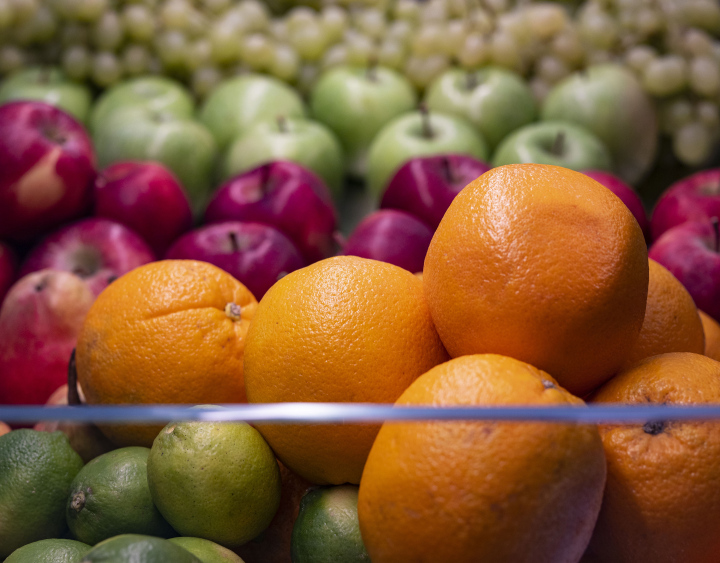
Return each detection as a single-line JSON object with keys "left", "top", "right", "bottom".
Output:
{"left": 0, "top": 242, "right": 16, "bottom": 306}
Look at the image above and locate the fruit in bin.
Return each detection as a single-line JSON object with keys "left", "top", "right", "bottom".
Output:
{"left": 169, "top": 537, "right": 246, "bottom": 563}
{"left": 204, "top": 161, "right": 338, "bottom": 264}
{"left": 541, "top": 64, "right": 658, "bottom": 184}
{"left": 366, "top": 108, "right": 488, "bottom": 198}
{"left": 3, "top": 539, "right": 90, "bottom": 563}
{"left": 0, "top": 422, "right": 10, "bottom": 436}
{"left": 0, "top": 101, "right": 95, "bottom": 241}
{"left": 94, "top": 161, "right": 194, "bottom": 256}
{"left": 222, "top": 116, "right": 344, "bottom": 198}
{"left": 650, "top": 168, "right": 720, "bottom": 242}
{"left": 492, "top": 121, "right": 613, "bottom": 172}
{"left": 424, "top": 67, "right": 537, "bottom": 152}
{"left": 81, "top": 535, "right": 202, "bottom": 563}
{"left": 309, "top": 64, "right": 417, "bottom": 178}
{"left": 586, "top": 353, "right": 720, "bottom": 563}
{"left": 166, "top": 222, "right": 305, "bottom": 300}
{"left": 700, "top": 310, "right": 720, "bottom": 361}
{"left": 244, "top": 256, "right": 449, "bottom": 485}
{"left": 358, "top": 354, "right": 606, "bottom": 563}
{"left": 424, "top": 164, "right": 649, "bottom": 397}
{"left": 0, "top": 429, "right": 84, "bottom": 559}
{"left": 380, "top": 154, "right": 491, "bottom": 230}
{"left": 0, "top": 66, "right": 92, "bottom": 124}
{"left": 0, "top": 270, "right": 94, "bottom": 406}
{"left": 648, "top": 219, "right": 720, "bottom": 322}
{"left": 0, "top": 241, "right": 17, "bottom": 305}
{"left": 341, "top": 210, "right": 434, "bottom": 274}
{"left": 199, "top": 74, "right": 306, "bottom": 152}
{"left": 75, "top": 260, "right": 257, "bottom": 447}
{"left": 20, "top": 218, "right": 155, "bottom": 297}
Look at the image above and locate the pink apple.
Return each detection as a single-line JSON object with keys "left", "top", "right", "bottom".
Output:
{"left": 380, "top": 154, "right": 491, "bottom": 229}
{"left": 583, "top": 169, "right": 651, "bottom": 243}
{"left": 648, "top": 219, "right": 720, "bottom": 321}
{"left": 204, "top": 161, "right": 338, "bottom": 264}
{"left": 0, "top": 101, "right": 96, "bottom": 241}
{"left": 650, "top": 168, "right": 720, "bottom": 242}
{"left": 165, "top": 221, "right": 306, "bottom": 299}
{"left": 0, "top": 242, "right": 17, "bottom": 306}
{"left": 0, "top": 269, "right": 94, "bottom": 406}
{"left": 341, "top": 210, "right": 434, "bottom": 274}
{"left": 94, "top": 161, "right": 194, "bottom": 256}
{"left": 20, "top": 218, "right": 155, "bottom": 296}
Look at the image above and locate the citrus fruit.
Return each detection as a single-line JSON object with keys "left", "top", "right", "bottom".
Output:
{"left": 66, "top": 446, "right": 175, "bottom": 545}
{"left": 586, "top": 352, "right": 720, "bottom": 563}
{"left": 75, "top": 260, "right": 257, "bottom": 447}
{"left": 147, "top": 419, "right": 281, "bottom": 549}
{"left": 291, "top": 485, "right": 369, "bottom": 563}
{"left": 358, "top": 354, "right": 606, "bottom": 563}
{"left": 168, "top": 537, "right": 246, "bottom": 563}
{"left": 622, "top": 259, "right": 705, "bottom": 367}
{"left": 244, "top": 256, "right": 448, "bottom": 484}
{"left": 80, "top": 535, "right": 202, "bottom": 563}
{"left": 4, "top": 539, "right": 91, "bottom": 563}
{"left": 700, "top": 310, "right": 720, "bottom": 361}
{"left": 0, "top": 429, "right": 84, "bottom": 559}
{"left": 423, "top": 163, "right": 649, "bottom": 396}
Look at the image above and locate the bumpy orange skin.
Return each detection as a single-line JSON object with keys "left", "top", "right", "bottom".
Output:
{"left": 586, "top": 353, "right": 720, "bottom": 563}
{"left": 424, "top": 164, "right": 649, "bottom": 396}
{"left": 699, "top": 310, "right": 720, "bottom": 362}
{"left": 244, "top": 256, "right": 449, "bottom": 485}
{"left": 358, "top": 354, "right": 607, "bottom": 563}
{"left": 76, "top": 260, "right": 257, "bottom": 447}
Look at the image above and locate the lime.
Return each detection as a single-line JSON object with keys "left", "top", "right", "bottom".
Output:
{"left": 0, "top": 429, "right": 84, "bottom": 559}
{"left": 169, "top": 537, "right": 246, "bottom": 563}
{"left": 66, "top": 446, "right": 175, "bottom": 545}
{"left": 4, "top": 538, "right": 90, "bottom": 563}
{"left": 80, "top": 535, "right": 202, "bottom": 563}
{"left": 147, "top": 420, "right": 282, "bottom": 548}
{"left": 291, "top": 485, "right": 370, "bottom": 563}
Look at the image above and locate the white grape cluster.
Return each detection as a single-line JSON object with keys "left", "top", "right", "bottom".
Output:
{"left": 0, "top": 0, "right": 719, "bottom": 165}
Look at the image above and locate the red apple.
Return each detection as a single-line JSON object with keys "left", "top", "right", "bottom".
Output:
{"left": 165, "top": 222, "right": 306, "bottom": 299}
{"left": 0, "top": 101, "right": 96, "bottom": 241}
{"left": 650, "top": 168, "right": 720, "bottom": 241}
{"left": 94, "top": 161, "right": 194, "bottom": 256}
{"left": 0, "top": 242, "right": 17, "bottom": 306}
{"left": 582, "top": 169, "right": 651, "bottom": 243}
{"left": 341, "top": 210, "right": 434, "bottom": 274}
{"left": 0, "top": 269, "right": 94, "bottom": 406}
{"left": 648, "top": 219, "right": 720, "bottom": 321}
{"left": 380, "top": 154, "right": 491, "bottom": 230}
{"left": 204, "top": 161, "right": 338, "bottom": 264}
{"left": 20, "top": 218, "right": 155, "bottom": 296}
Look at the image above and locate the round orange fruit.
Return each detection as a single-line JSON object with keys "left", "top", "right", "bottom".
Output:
{"left": 699, "top": 310, "right": 720, "bottom": 361}
{"left": 244, "top": 256, "right": 449, "bottom": 485}
{"left": 424, "top": 164, "right": 649, "bottom": 396}
{"left": 76, "top": 260, "right": 257, "bottom": 447}
{"left": 358, "top": 354, "right": 606, "bottom": 563}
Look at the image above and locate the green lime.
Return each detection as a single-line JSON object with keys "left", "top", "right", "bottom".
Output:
{"left": 147, "top": 420, "right": 282, "bottom": 549}
{"left": 79, "top": 535, "right": 202, "bottom": 563}
{"left": 169, "top": 537, "right": 246, "bottom": 563}
{"left": 0, "top": 429, "right": 84, "bottom": 559}
{"left": 4, "top": 538, "right": 91, "bottom": 563}
{"left": 66, "top": 446, "right": 175, "bottom": 545}
{"left": 291, "top": 485, "right": 370, "bottom": 563}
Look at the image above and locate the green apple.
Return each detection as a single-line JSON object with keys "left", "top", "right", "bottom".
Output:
{"left": 90, "top": 75, "right": 195, "bottom": 134}
{"left": 541, "top": 64, "right": 658, "bottom": 184}
{"left": 222, "top": 116, "right": 344, "bottom": 197}
{"left": 310, "top": 65, "right": 417, "bottom": 178}
{"left": 0, "top": 66, "right": 92, "bottom": 123}
{"left": 491, "top": 121, "right": 612, "bottom": 172}
{"left": 424, "top": 66, "right": 537, "bottom": 152}
{"left": 200, "top": 74, "right": 307, "bottom": 152}
{"left": 366, "top": 110, "right": 488, "bottom": 198}
{"left": 94, "top": 107, "right": 217, "bottom": 209}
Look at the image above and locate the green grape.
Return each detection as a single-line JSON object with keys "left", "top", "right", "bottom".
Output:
{"left": 419, "top": 0, "right": 448, "bottom": 23}
{"left": 345, "top": 31, "right": 375, "bottom": 66}
{"left": 355, "top": 8, "right": 386, "bottom": 39}
{"left": 405, "top": 54, "right": 448, "bottom": 90}
{"left": 269, "top": 19, "right": 288, "bottom": 40}
{"left": 578, "top": 6, "right": 619, "bottom": 51}
{"left": 321, "top": 43, "right": 348, "bottom": 69}
{"left": 527, "top": 3, "right": 569, "bottom": 41}
{"left": 289, "top": 21, "right": 327, "bottom": 61}
{"left": 550, "top": 29, "right": 585, "bottom": 67}
{"left": 10, "top": 0, "right": 37, "bottom": 24}
{"left": 121, "top": 43, "right": 151, "bottom": 75}
{"left": 92, "top": 51, "right": 123, "bottom": 86}
{"left": 0, "top": 0, "right": 14, "bottom": 28}
{"left": 187, "top": 38, "right": 211, "bottom": 70}
{"left": 393, "top": 0, "right": 420, "bottom": 23}
{"left": 642, "top": 55, "right": 688, "bottom": 97}
{"left": 209, "top": 20, "right": 242, "bottom": 65}
{"left": 410, "top": 23, "right": 442, "bottom": 57}
{"left": 674, "top": 120, "right": 712, "bottom": 166}
{"left": 242, "top": 33, "right": 274, "bottom": 69}
{"left": 625, "top": 45, "right": 656, "bottom": 73}
{"left": 62, "top": 45, "right": 91, "bottom": 80}
{"left": 467, "top": 9, "right": 493, "bottom": 34}
{"left": 634, "top": 7, "right": 663, "bottom": 37}
{"left": 683, "top": 28, "right": 715, "bottom": 57}
{"left": 269, "top": 43, "right": 300, "bottom": 82}
{"left": 689, "top": 56, "right": 720, "bottom": 97}
{"left": 75, "top": 0, "right": 108, "bottom": 23}
{"left": 192, "top": 65, "right": 222, "bottom": 98}
{"left": 320, "top": 5, "right": 347, "bottom": 44}
{"left": 12, "top": 3, "right": 56, "bottom": 45}
{"left": 378, "top": 39, "right": 405, "bottom": 70}
{"left": 536, "top": 55, "right": 570, "bottom": 84}
{"left": 660, "top": 98, "right": 693, "bottom": 134}
{"left": 286, "top": 6, "right": 316, "bottom": 32}
{"left": 185, "top": 10, "right": 207, "bottom": 39}
{"left": 160, "top": 0, "right": 192, "bottom": 31}
{"left": 201, "top": 0, "right": 230, "bottom": 15}
{"left": 443, "top": 20, "right": 467, "bottom": 58}
{"left": 156, "top": 29, "right": 188, "bottom": 69}
{"left": 61, "top": 22, "right": 90, "bottom": 47}
{"left": 457, "top": 33, "right": 488, "bottom": 69}
{"left": 497, "top": 12, "right": 529, "bottom": 45}
{"left": 490, "top": 30, "right": 522, "bottom": 71}
{"left": 387, "top": 20, "right": 412, "bottom": 46}
{"left": 0, "top": 46, "right": 25, "bottom": 73}
{"left": 122, "top": 5, "right": 154, "bottom": 43}
{"left": 238, "top": 0, "right": 270, "bottom": 32}
{"left": 92, "top": 10, "right": 124, "bottom": 51}
{"left": 697, "top": 100, "right": 720, "bottom": 129}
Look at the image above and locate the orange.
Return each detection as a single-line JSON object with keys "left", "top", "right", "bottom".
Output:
{"left": 699, "top": 310, "right": 720, "bottom": 361}
{"left": 586, "top": 352, "right": 720, "bottom": 563}
{"left": 424, "top": 164, "right": 649, "bottom": 396}
{"left": 621, "top": 259, "right": 704, "bottom": 367}
{"left": 244, "top": 256, "right": 448, "bottom": 485}
{"left": 76, "top": 260, "right": 257, "bottom": 447}
{"left": 0, "top": 422, "right": 9, "bottom": 436}
{"left": 357, "top": 354, "right": 606, "bottom": 563}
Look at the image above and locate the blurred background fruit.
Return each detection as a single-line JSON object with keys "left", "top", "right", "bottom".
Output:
{"left": 700, "top": 310, "right": 720, "bottom": 361}
{"left": 168, "top": 537, "right": 246, "bottom": 563}
{"left": 0, "top": 242, "right": 17, "bottom": 307}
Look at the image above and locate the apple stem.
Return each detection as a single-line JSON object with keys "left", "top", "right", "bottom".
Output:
{"left": 551, "top": 131, "right": 565, "bottom": 156}
{"left": 277, "top": 115, "right": 288, "bottom": 133}
{"left": 712, "top": 217, "right": 719, "bottom": 253}
{"left": 441, "top": 156, "right": 455, "bottom": 184}
{"left": 419, "top": 103, "right": 434, "bottom": 139}
{"left": 367, "top": 56, "right": 379, "bottom": 82}
{"left": 67, "top": 349, "right": 82, "bottom": 406}
{"left": 229, "top": 231, "right": 240, "bottom": 253}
